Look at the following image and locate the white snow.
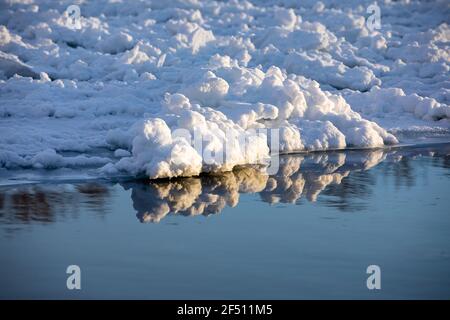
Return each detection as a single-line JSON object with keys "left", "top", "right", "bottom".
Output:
{"left": 0, "top": 0, "right": 449, "bottom": 179}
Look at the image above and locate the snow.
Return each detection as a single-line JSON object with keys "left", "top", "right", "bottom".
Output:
{"left": 0, "top": 0, "right": 449, "bottom": 179}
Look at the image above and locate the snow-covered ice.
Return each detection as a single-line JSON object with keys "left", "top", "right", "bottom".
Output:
{"left": 0, "top": 0, "right": 449, "bottom": 179}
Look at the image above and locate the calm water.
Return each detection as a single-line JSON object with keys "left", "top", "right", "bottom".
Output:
{"left": 1, "top": 144, "right": 449, "bottom": 299}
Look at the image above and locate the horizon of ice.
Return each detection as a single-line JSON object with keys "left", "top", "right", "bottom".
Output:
{"left": 0, "top": 0, "right": 449, "bottom": 179}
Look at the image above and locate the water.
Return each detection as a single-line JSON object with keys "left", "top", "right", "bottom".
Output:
{"left": 0, "top": 143, "right": 449, "bottom": 299}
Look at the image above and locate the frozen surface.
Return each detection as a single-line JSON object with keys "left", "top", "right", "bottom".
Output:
{"left": 0, "top": 0, "right": 449, "bottom": 179}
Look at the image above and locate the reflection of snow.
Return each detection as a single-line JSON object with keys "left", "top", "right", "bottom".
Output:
{"left": 124, "top": 149, "right": 392, "bottom": 222}
{"left": 0, "top": 183, "right": 110, "bottom": 225}
{"left": 123, "top": 167, "right": 268, "bottom": 223}
{"left": 1, "top": 145, "right": 449, "bottom": 227}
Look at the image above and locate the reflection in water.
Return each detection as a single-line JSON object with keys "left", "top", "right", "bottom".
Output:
{"left": 122, "top": 167, "right": 268, "bottom": 223}
{"left": 0, "top": 183, "right": 110, "bottom": 227}
{"left": 123, "top": 149, "right": 386, "bottom": 222}
{"left": 0, "top": 144, "right": 449, "bottom": 227}
{"left": 123, "top": 144, "right": 450, "bottom": 223}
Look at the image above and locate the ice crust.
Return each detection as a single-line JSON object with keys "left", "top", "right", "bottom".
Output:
{"left": 0, "top": 0, "right": 449, "bottom": 178}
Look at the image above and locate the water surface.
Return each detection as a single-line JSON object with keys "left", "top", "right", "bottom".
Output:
{"left": 1, "top": 144, "right": 449, "bottom": 299}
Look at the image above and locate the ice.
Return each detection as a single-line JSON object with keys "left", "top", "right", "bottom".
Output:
{"left": 0, "top": 51, "right": 39, "bottom": 79}
{"left": 0, "top": 0, "right": 449, "bottom": 179}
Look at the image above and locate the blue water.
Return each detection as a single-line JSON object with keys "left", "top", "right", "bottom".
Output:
{"left": 0, "top": 143, "right": 449, "bottom": 299}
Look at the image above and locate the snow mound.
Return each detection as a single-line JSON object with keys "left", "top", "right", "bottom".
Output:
{"left": 105, "top": 65, "right": 397, "bottom": 178}
{"left": 0, "top": 0, "right": 449, "bottom": 179}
